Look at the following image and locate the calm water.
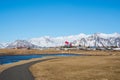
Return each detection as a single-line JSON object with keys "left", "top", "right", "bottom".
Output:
{"left": 0, "top": 54, "right": 81, "bottom": 65}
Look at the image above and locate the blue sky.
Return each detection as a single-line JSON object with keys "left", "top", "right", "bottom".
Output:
{"left": 0, "top": 0, "right": 120, "bottom": 42}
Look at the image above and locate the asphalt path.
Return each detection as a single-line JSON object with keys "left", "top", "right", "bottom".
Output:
{"left": 0, "top": 58, "right": 56, "bottom": 80}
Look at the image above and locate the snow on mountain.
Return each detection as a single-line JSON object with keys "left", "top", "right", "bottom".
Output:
{"left": 0, "top": 42, "right": 10, "bottom": 48}
{"left": 2, "top": 43, "right": 10, "bottom": 48}
{"left": 29, "top": 33, "right": 120, "bottom": 48}
{"left": 91, "top": 33, "right": 120, "bottom": 39}
{"left": 1, "top": 33, "right": 120, "bottom": 48}
{"left": 6, "top": 40, "right": 38, "bottom": 49}
{"left": 29, "top": 34, "right": 89, "bottom": 47}
{"left": 0, "top": 44, "right": 4, "bottom": 48}
{"left": 72, "top": 33, "right": 120, "bottom": 47}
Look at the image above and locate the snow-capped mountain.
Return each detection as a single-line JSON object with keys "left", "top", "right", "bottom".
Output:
{"left": 2, "top": 43, "right": 10, "bottom": 48}
{"left": 6, "top": 40, "right": 38, "bottom": 49}
{"left": 0, "top": 42, "right": 10, "bottom": 48}
{"left": 29, "top": 34, "right": 89, "bottom": 47}
{"left": 1, "top": 33, "right": 120, "bottom": 48}
{"left": 29, "top": 33, "right": 120, "bottom": 48}
{"left": 0, "top": 44, "right": 4, "bottom": 48}
{"left": 72, "top": 33, "right": 120, "bottom": 47}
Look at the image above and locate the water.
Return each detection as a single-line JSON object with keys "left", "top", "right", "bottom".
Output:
{"left": 0, "top": 54, "right": 81, "bottom": 65}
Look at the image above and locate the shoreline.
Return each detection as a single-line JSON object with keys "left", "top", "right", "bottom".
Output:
{"left": 0, "top": 57, "right": 54, "bottom": 73}
{"left": 0, "top": 49, "right": 120, "bottom": 79}
{"left": 0, "top": 57, "right": 56, "bottom": 80}
{"left": 0, "top": 55, "right": 120, "bottom": 80}
{"left": 0, "top": 54, "right": 83, "bottom": 65}
{"left": 0, "top": 54, "right": 118, "bottom": 72}
{"left": 0, "top": 54, "right": 116, "bottom": 73}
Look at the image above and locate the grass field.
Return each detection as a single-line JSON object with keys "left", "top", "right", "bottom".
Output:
{"left": 0, "top": 49, "right": 62, "bottom": 55}
{"left": 0, "top": 49, "right": 120, "bottom": 80}
{"left": 30, "top": 56, "right": 120, "bottom": 80}
{"left": 0, "top": 49, "right": 120, "bottom": 56}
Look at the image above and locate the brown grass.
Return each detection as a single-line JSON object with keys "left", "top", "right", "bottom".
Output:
{"left": 0, "top": 49, "right": 62, "bottom": 55}
{"left": 0, "top": 49, "right": 120, "bottom": 56}
{"left": 30, "top": 56, "right": 120, "bottom": 80}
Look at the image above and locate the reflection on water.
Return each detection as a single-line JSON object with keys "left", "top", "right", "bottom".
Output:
{"left": 0, "top": 54, "right": 81, "bottom": 65}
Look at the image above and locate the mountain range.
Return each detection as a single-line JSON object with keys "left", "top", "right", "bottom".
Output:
{"left": 0, "top": 33, "right": 120, "bottom": 49}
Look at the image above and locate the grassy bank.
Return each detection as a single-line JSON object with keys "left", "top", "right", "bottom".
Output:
{"left": 0, "top": 49, "right": 120, "bottom": 55}
{"left": 0, "top": 49, "right": 62, "bottom": 55}
{"left": 30, "top": 56, "right": 120, "bottom": 80}
{"left": 0, "top": 57, "right": 51, "bottom": 73}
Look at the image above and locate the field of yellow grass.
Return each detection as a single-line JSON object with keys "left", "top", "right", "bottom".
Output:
{"left": 0, "top": 49, "right": 120, "bottom": 80}
{"left": 0, "top": 49, "right": 120, "bottom": 55}
{"left": 30, "top": 56, "right": 120, "bottom": 80}
{"left": 0, "top": 49, "right": 62, "bottom": 55}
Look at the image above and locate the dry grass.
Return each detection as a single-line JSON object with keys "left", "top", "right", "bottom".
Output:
{"left": 0, "top": 49, "right": 120, "bottom": 56}
{"left": 0, "top": 49, "right": 62, "bottom": 55}
{"left": 30, "top": 56, "right": 120, "bottom": 80}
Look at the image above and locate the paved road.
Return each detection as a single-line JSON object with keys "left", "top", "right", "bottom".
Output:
{"left": 0, "top": 58, "right": 55, "bottom": 80}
